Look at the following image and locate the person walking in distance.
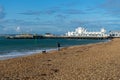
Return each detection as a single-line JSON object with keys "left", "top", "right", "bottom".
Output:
{"left": 57, "top": 42, "right": 61, "bottom": 51}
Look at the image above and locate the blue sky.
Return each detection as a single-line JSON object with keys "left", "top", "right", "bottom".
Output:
{"left": 0, "top": 0, "right": 120, "bottom": 34}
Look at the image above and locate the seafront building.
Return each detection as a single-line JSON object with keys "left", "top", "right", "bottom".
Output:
{"left": 44, "top": 33, "right": 55, "bottom": 37}
{"left": 109, "top": 31, "right": 120, "bottom": 37}
{"left": 65, "top": 27, "right": 108, "bottom": 37}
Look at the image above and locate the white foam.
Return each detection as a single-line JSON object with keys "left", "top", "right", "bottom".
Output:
{"left": 0, "top": 48, "right": 57, "bottom": 60}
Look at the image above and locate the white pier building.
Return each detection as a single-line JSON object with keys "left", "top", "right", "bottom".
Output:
{"left": 65, "top": 27, "right": 108, "bottom": 37}
{"left": 109, "top": 31, "right": 120, "bottom": 37}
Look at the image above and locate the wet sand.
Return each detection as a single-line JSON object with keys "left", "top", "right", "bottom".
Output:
{"left": 0, "top": 38, "right": 120, "bottom": 80}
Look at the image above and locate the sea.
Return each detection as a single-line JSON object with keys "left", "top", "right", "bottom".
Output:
{"left": 0, "top": 37, "right": 108, "bottom": 59}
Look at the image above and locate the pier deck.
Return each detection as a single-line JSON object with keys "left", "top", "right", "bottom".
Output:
{"left": 6, "top": 36, "right": 111, "bottom": 40}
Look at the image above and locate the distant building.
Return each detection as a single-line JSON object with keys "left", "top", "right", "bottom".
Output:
{"left": 109, "top": 31, "right": 120, "bottom": 37}
{"left": 6, "top": 34, "right": 34, "bottom": 39}
{"left": 65, "top": 27, "right": 108, "bottom": 37}
{"left": 44, "top": 33, "right": 54, "bottom": 37}
{"left": 15, "top": 34, "right": 33, "bottom": 38}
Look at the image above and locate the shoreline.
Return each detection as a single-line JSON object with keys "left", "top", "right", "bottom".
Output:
{"left": 0, "top": 39, "right": 109, "bottom": 60}
{"left": 0, "top": 48, "right": 57, "bottom": 60}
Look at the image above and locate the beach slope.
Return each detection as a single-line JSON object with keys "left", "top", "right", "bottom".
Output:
{"left": 0, "top": 38, "right": 120, "bottom": 80}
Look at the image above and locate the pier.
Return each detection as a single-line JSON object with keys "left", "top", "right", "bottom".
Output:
{"left": 6, "top": 35, "right": 111, "bottom": 40}
{"left": 39, "top": 36, "right": 111, "bottom": 39}
{"left": 5, "top": 27, "right": 119, "bottom": 40}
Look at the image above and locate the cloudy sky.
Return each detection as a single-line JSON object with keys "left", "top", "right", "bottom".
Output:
{"left": 0, "top": 0, "right": 120, "bottom": 34}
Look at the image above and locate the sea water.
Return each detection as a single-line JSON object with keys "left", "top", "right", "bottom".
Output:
{"left": 0, "top": 37, "right": 108, "bottom": 59}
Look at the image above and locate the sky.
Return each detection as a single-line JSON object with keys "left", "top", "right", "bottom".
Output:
{"left": 0, "top": 0, "right": 120, "bottom": 34}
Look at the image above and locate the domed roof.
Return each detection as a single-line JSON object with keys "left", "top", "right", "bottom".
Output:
{"left": 101, "top": 28, "right": 106, "bottom": 33}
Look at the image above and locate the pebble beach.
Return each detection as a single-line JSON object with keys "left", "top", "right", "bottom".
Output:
{"left": 0, "top": 38, "right": 120, "bottom": 80}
